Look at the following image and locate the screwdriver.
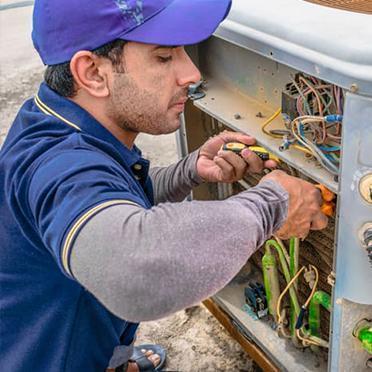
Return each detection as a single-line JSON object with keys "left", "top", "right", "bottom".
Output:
{"left": 222, "top": 143, "right": 335, "bottom": 217}
{"left": 221, "top": 142, "right": 280, "bottom": 163}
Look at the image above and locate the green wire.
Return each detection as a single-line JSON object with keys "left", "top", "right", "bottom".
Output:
{"left": 265, "top": 240, "right": 301, "bottom": 317}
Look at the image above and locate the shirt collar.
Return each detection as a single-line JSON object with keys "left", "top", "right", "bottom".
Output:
{"left": 35, "top": 82, "right": 142, "bottom": 167}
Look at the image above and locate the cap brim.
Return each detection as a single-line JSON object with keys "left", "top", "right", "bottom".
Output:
{"left": 119, "top": 0, "right": 232, "bottom": 46}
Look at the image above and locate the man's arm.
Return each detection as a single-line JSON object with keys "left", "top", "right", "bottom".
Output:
{"left": 149, "top": 150, "right": 202, "bottom": 204}
{"left": 70, "top": 180, "right": 288, "bottom": 322}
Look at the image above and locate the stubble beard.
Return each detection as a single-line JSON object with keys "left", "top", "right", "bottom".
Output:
{"left": 106, "top": 73, "right": 184, "bottom": 135}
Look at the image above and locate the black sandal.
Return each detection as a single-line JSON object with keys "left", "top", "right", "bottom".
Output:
{"left": 128, "top": 344, "right": 166, "bottom": 372}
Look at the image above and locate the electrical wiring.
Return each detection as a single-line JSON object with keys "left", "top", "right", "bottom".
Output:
{"left": 296, "top": 329, "right": 329, "bottom": 348}
{"left": 276, "top": 266, "right": 304, "bottom": 324}
{"left": 276, "top": 264, "right": 326, "bottom": 347}
{"left": 264, "top": 237, "right": 328, "bottom": 348}
{"left": 303, "top": 265, "right": 319, "bottom": 309}
{"left": 260, "top": 75, "right": 343, "bottom": 175}
{"left": 290, "top": 118, "right": 340, "bottom": 174}
{"left": 261, "top": 108, "right": 282, "bottom": 137}
{"left": 290, "top": 75, "right": 311, "bottom": 115}
{"left": 299, "top": 76, "right": 324, "bottom": 116}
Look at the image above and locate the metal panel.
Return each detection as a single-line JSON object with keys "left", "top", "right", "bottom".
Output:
{"left": 215, "top": 0, "right": 372, "bottom": 95}
{"left": 330, "top": 92, "right": 372, "bottom": 371}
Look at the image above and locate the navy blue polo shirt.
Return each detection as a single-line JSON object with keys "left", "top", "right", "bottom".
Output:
{"left": 0, "top": 83, "right": 154, "bottom": 371}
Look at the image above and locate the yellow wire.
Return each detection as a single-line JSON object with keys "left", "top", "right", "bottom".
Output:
{"left": 261, "top": 108, "right": 282, "bottom": 138}
{"left": 292, "top": 144, "right": 314, "bottom": 156}
{"left": 261, "top": 109, "right": 314, "bottom": 156}
{"left": 276, "top": 265, "right": 319, "bottom": 326}
{"left": 296, "top": 329, "right": 329, "bottom": 348}
{"left": 276, "top": 266, "right": 305, "bottom": 323}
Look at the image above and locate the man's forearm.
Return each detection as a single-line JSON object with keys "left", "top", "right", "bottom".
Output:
{"left": 149, "top": 150, "right": 203, "bottom": 204}
{"left": 70, "top": 180, "right": 288, "bottom": 322}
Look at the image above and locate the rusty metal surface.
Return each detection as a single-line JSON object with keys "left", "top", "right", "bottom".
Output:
{"left": 304, "top": 0, "right": 372, "bottom": 14}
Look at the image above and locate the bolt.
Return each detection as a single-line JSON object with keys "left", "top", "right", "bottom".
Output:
{"left": 350, "top": 83, "right": 358, "bottom": 93}
{"left": 234, "top": 113, "right": 241, "bottom": 120}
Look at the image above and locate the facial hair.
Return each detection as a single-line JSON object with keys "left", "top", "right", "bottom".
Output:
{"left": 106, "top": 72, "right": 187, "bottom": 135}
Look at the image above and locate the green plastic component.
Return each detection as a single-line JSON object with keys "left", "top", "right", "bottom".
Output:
{"left": 289, "top": 238, "right": 299, "bottom": 337}
{"left": 264, "top": 240, "right": 300, "bottom": 317}
{"left": 308, "top": 291, "right": 332, "bottom": 337}
{"left": 357, "top": 325, "right": 372, "bottom": 354}
{"left": 262, "top": 252, "right": 280, "bottom": 318}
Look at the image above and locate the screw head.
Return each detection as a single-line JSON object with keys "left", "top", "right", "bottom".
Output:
{"left": 350, "top": 83, "right": 359, "bottom": 93}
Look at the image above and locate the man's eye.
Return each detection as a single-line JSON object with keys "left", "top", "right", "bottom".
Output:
{"left": 157, "top": 56, "right": 172, "bottom": 63}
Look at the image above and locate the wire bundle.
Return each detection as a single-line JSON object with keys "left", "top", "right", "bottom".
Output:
{"left": 263, "top": 74, "right": 343, "bottom": 175}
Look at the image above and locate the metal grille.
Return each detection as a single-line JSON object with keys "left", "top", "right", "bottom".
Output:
{"left": 304, "top": 0, "right": 372, "bottom": 14}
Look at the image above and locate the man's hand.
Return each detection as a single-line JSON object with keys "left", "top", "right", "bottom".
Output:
{"left": 261, "top": 170, "right": 328, "bottom": 239}
{"left": 196, "top": 131, "right": 277, "bottom": 182}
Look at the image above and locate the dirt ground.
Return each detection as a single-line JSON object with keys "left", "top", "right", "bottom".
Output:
{"left": 0, "top": 17, "right": 253, "bottom": 368}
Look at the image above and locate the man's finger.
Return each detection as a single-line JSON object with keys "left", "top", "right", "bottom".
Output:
{"left": 298, "top": 222, "right": 311, "bottom": 240}
{"left": 220, "top": 131, "right": 256, "bottom": 146}
{"left": 214, "top": 156, "right": 235, "bottom": 181}
{"left": 241, "top": 149, "right": 264, "bottom": 174}
{"left": 310, "top": 212, "right": 328, "bottom": 231}
{"left": 217, "top": 150, "right": 247, "bottom": 179}
{"left": 314, "top": 188, "right": 323, "bottom": 207}
{"left": 263, "top": 160, "right": 278, "bottom": 169}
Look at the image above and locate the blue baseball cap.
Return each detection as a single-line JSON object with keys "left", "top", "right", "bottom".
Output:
{"left": 32, "top": 0, "right": 232, "bottom": 65}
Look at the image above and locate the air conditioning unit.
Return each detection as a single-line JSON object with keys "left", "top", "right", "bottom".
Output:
{"left": 178, "top": 1, "right": 372, "bottom": 370}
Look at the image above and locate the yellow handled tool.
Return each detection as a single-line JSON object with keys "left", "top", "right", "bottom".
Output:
{"left": 222, "top": 142, "right": 280, "bottom": 163}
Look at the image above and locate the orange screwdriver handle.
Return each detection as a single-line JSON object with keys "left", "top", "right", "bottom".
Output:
{"left": 321, "top": 202, "right": 335, "bottom": 217}
{"left": 316, "top": 184, "right": 336, "bottom": 217}
{"left": 316, "top": 184, "right": 335, "bottom": 202}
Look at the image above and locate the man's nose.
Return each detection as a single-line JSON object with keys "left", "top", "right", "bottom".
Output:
{"left": 176, "top": 49, "right": 202, "bottom": 87}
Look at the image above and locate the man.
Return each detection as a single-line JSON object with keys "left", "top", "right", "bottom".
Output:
{"left": 0, "top": 0, "right": 328, "bottom": 371}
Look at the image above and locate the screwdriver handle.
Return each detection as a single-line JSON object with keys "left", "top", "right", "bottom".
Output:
{"left": 222, "top": 142, "right": 280, "bottom": 163}
{"left": 315, "top": 184, "right": 336, "bottom": 217}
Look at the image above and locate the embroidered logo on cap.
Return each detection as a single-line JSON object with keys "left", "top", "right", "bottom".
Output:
{"left": 115, "top": 0, "right": 144, "bottom": 25}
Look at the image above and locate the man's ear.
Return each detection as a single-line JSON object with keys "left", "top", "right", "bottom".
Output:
{"left": 69, "top": 51, "right": 110, "bottom": 98}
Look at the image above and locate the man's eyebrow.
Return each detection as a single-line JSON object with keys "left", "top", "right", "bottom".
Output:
{"left": 152, "top": 45, "right": 178, "bottom": 51}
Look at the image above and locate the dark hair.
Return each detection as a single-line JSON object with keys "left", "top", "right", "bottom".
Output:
{"left": 44, "top": 39, "right": 126, "bottom": 98}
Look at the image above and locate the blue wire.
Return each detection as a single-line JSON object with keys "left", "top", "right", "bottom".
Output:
{"left": 318, "top": 145, "right": 340, "bottom": 152}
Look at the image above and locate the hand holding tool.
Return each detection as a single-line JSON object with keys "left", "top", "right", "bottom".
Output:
{"left": 221, "top": 142, "right": 280, "bottom": 163}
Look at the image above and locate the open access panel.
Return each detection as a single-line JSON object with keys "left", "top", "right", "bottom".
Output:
{"left": 178, "top": 1, "right": 372, "bottom": 371}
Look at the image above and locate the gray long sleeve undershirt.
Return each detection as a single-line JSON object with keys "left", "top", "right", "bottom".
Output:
{"left": 149, "top": 150, "right": 202, "bottom": 204}
{"left": 70, "top": 176, "right": 288, "bottom": 323}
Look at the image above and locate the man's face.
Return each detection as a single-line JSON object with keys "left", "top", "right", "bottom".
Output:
{"left": 106, "top": 42, "right": 201, "bottom": 135}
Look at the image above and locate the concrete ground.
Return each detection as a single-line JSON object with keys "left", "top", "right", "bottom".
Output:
{"left": 0, "top": 3, "right": 253, "bottom": 371}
